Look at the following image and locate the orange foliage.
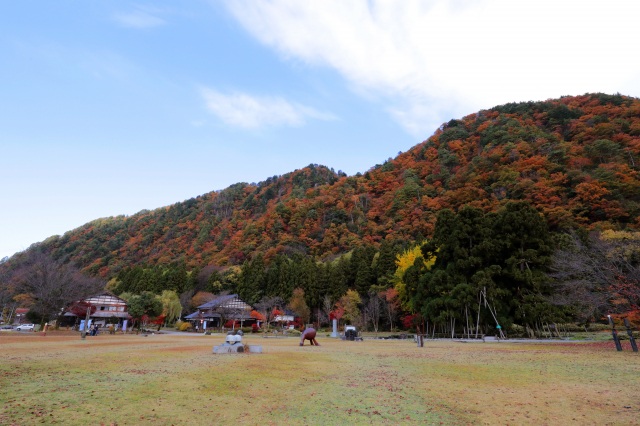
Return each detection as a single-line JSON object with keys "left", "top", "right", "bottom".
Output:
{"left": 20, "top": 93, "right": 639, "bottom": 277}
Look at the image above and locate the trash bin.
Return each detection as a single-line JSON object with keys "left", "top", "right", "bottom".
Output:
{"left": 345, "top": 329, "right": 357, "bottom": 341}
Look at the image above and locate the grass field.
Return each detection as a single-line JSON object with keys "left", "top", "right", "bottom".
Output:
{"left": 1, "top": 331, "right": 638, "bottom": 425}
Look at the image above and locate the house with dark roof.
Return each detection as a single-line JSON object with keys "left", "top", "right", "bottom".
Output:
{"left": 62, "top": 292, "right": 129, "bottom": 327}
{"left": 185, "top": 294, "right": 254, "bottom": 330}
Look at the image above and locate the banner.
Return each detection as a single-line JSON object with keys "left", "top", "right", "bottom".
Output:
{"left": 122, "top": 319, "right": 128, "bottom": 332}
{"left": 79, "top": 320, "right": 86, "bottom": 331}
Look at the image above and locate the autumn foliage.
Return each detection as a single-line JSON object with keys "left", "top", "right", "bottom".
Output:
{"left": 2, "top": 93, "right": 639, "bottom": 328}
{"left": 19, "top": 93, "right": 635, "bottom": 280}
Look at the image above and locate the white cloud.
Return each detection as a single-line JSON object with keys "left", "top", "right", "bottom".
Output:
{"left": 200, "top": 88, "right": 336, "bottom": 128}
{"left": 114, "top": 7, "right": 166, "bottom": 29}
{"left": 224, "top": 0, "right": 640, "bottom": 137}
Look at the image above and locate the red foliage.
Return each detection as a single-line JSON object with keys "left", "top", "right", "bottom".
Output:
{"left": 149, "top": 314, "right": 166, "bottom": 325}
{"left": 401, "top": 314, "right": 416, "bottom": 330}
{"left": 68, "top": 301, "right": 96, "bottom": 317}
{"left": 292, "top": 317, "right": 303, "bottom": 329}
{"left": 330, "top": 303, "right": 344, "bottom": 321}
{"left": 251, "top": 310, "right": 266, "bottom": 321}
{"left": 401, "top": 314, "right": 424, "bottom": 331}
{"left": 24, "top": 93, "right": 640, "bottom": 279}
{"left": 224, "top": 320, "right": 240, "bottom": 328}
{"left": 608, "top": 309, "right": 640, "bottom": 328}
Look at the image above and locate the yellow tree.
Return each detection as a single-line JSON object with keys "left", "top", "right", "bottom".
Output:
{"left": 159, "top": 290, "right": 182, "bottom": 324}
{"left": 288, "top": 288, "right": 310, "bottom": 326}
{"left": 340, "top": 289, "right": 362, "bottom": 327}
{"left": 393, "top": 243, "right": 436, "bottom": 312}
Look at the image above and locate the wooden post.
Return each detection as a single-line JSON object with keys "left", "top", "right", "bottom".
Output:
{"left": 608, "top": 316, "right": 622, "bottom": 352}
{"left": 624, "top": 318, "right": 638, "bottom": 353}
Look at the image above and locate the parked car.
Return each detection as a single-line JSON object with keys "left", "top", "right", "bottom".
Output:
{"left": 0, "top": 324, "right": 15, "bottom": 330}
{"left": 16, "top": 324, "right": 35, "bottom": 331}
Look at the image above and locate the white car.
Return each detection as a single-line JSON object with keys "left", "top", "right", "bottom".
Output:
{"left": 16, "top": 323, "right": 35, "bottom": 331}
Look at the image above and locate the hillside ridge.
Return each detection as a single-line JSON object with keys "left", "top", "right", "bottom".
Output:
{"left": 14, "top": 93, "right": 640, "bottom": 276}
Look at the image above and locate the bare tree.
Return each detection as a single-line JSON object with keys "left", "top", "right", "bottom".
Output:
{"left": 255, "top": 296, "right": 284, "bottom": 331}
{"left": 381, "top": 288, "right": 400, "bottom": 332}
{"left": 549, "top": 231, "right": 640, "bottom": 324}
{"left": 365, "top": 290, "right": 382, "bottom": 334}
{"left": 10, "top": 250, "right": 104, "bottom": 323}
{"left": 321, "top": 295, "right": 333, "bottom": 325}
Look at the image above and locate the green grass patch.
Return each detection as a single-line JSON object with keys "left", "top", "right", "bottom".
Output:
{"left": 1, "top": 333, "right": 638, "bottom": 425}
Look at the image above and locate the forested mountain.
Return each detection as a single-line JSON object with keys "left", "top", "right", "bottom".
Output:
{"left": 16, "top": 93, "right": 640, "bottom": 277}
{"left": 2, "top": 92, "right": 639, "bottom": 331}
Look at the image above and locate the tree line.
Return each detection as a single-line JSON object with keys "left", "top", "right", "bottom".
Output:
{"left": 2, "top": 208, "right": 638, "bottom": 334}
{"left": 104, "top": 201, "right": 639, "bottom": 334}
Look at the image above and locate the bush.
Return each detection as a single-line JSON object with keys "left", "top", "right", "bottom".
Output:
{"left": 508, "top": 324, "right": 526, "bottom": 337}
{"left": 587, "top": 323, "right": 612, "bottom": 332}
{"left": 286, "top": 329, "right": 301, "bottom": 336}
{"left": 507, "top": 323, "right": 613, "bottom": 338}
{"left": 177, "top": 321, "right": 193, "bottom": 332}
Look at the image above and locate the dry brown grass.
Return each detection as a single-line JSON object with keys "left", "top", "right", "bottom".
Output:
{"left": 1, "top": 331, "right": 638, "bottom": 425}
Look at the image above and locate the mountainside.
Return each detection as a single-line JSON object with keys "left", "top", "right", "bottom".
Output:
{"left": 20, "top": 93, "right": 640, "bottom": 277}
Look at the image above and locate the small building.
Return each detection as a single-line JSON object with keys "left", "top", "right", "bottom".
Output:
{"left": 62, "top": 292, "right": 129, "bottom": 327}
{"left": 272, "top": 309, "right": 297, "bottom": 329}
{"left": 14, "top": 308, "right": 29, "bottom": 324}
{"left": 185, "top": 294, "right": 254, "bottom": 330}
{"left": 273, "top": 312, "right": 295, "bottom": 324}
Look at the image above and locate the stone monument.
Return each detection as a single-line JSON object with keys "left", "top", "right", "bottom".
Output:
{"left": 331, "top": 319, "right": 338, "bottom": 337}
{"left": 213, "top": 330, "right": 262, "bottom": 354}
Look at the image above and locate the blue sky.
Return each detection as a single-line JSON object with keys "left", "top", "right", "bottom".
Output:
{"left": 2, "top": 0, "right": 639, "bottom": 260}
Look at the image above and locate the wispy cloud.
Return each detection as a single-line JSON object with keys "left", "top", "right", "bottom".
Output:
{"left": 224, "top": 0, "right": 640, "bottom": 137}
{"left": 200, "top": 88, "right": 336, "bottom": 128}
{"left": 114, "top": 7, "right": 166, "bottom": 29}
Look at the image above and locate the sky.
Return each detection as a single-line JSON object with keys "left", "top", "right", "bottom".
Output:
{"left": 2, "top": 0, "right": 640, "bottom": 260}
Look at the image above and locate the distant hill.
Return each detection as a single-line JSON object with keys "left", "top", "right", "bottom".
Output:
{"left": 17, "top": 93, "right": 640, "bottom": 277}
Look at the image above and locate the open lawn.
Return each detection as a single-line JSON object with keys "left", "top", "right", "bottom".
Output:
{"left": 1, "top": 331, "right": 638, "bottom": 425}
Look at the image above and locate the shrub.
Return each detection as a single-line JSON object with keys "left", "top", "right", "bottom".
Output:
{"left": 508, "top": 324, "right": 526, "bottom": 337}
{"left": 178, "top": 322, "right": 193, "bottom": 332}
